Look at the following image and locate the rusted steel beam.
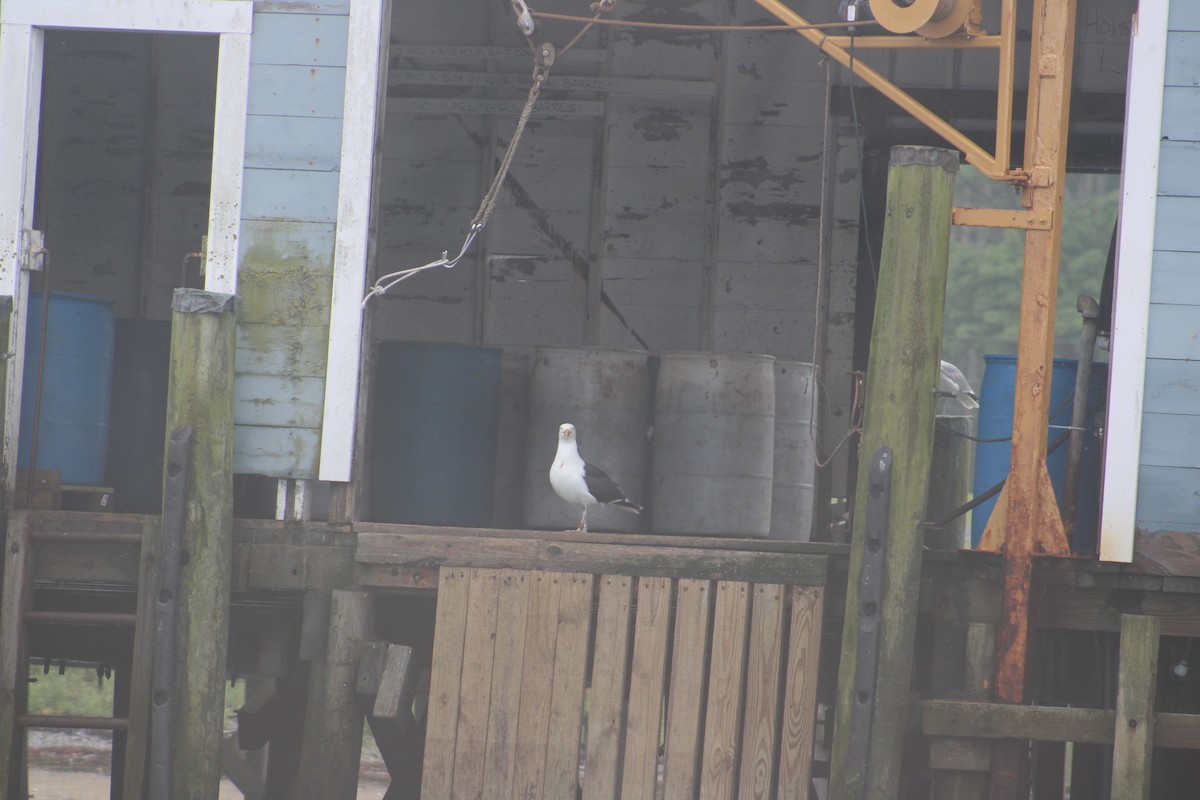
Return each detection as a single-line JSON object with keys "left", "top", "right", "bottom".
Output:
{"left": 986, "top": 0, "right": 1078, "bottom": 796}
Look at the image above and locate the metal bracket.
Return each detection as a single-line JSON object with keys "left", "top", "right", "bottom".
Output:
{"left": 847, "top": 446, "right": 892, "bottom": 792}
{"left": 20, "top": 230, "right": 45, "bottom": 273}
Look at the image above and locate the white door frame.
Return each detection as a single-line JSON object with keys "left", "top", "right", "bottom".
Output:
{"left": 0, "top": 0, "right": 252, "bottom": 499}
{"left": 1098, "top": 4, "right": 1170, "bottom": 563}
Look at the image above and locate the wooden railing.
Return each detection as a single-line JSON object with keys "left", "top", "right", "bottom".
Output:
{"left": 407, "top": 539, "right": 829, "bottom": 800}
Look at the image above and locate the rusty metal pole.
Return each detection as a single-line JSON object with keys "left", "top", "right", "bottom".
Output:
{"left": 984, "top": 0, "right": 1078, "bottom": 796}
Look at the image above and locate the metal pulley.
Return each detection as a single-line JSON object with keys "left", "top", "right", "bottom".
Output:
{"left": 869, "top": 0, "right": 978, "bottom": 38}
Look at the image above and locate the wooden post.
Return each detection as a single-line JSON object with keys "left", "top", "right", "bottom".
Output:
{"left": 295, "top": 590, "right": 374, "bottom": 799}
{"left": 828, "top": 145, "right": 957, "bottom": 799}
{"left": 163, "top": 288, "right": 237, "bottom": 799}
{"left": 932, "top": 623, "right": 995, "bottom": 800}
{"left": 927, "top": 415, "right": 973, "bottom": 550}
{"left": 0, "top": 512, "right": 31, "bottom": 797}
{"left": 1112, "top": 614, "right": 1160, "bottom": 799}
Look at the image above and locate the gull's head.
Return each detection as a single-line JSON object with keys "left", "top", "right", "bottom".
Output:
{"left": 559, "top": 423, "right": 576, "bottom": 442}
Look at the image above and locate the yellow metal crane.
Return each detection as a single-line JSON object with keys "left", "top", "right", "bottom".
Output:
{"left": 753, "top": 0, "right": 1078, "bottom": 794}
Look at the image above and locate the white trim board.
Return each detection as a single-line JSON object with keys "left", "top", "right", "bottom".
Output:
{"left": 205, "top": 31, "right": 251, "bottom": 295}
{"left": 319, "top": 0, "right": 390, "bottom": 483}
{"left": 0, "top": 0, "right": 251, "bottom": 33}
{"left": 1099, "top": 4, "right": 1170, "bottom": 563}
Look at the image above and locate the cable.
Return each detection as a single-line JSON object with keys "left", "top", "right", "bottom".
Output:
{"left": 528, "top": 11, "right": 880, "bottom": 34}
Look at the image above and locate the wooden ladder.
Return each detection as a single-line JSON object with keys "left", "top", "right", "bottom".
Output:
{"left": 0, "top": 510, "right": 146, "bottom": 798}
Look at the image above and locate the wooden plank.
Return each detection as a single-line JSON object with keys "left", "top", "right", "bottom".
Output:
{"left": 250, "top": 12, "right": 350, "bottom": 66}
{"left": 0, "top": 513, "right": 32, "bottom": 795}
{"left": 737, "top": 583, "right": 786, "bottom": 800}
{"left": 582, "top": 575, "right": 634, "bottom": 800}
{"left": 510, "top": 572, "right": 561, "bottom": 799}
{"left": 420, "top": 567, "right": 471, "bottom": 798}
{"left": 320, "top": 0, "right": 390, "bottom": 484}
{"left": 205, "top": 31, "right": 250, "bottom": 295}
{"left": 921, "top": 700, "right": 1113, "bottom": 743}
{"left": 542, "top": 573, "right": 595, "bottom": 799}
{"left": 450, "top": 569, "right": 503, "bottom": 800}
{"left": 699, "top": 581, "right": 752, "bottom": 800}
{"left": 1112, "top": 614, "right": 1160, "bottom": 799}
{"left": 353, "top": 531, "right": 829, "bottom": 585}
{"left": 778, "top": 586, "right": 825, "bottom": 797}
{"left": 481, "top": 570, "right": 532, "bottom": 798}
{"left": 354, "top": 523, "right": 845, "bottom": 556}
{"left": 1, "top": 0, "right": 253, "bottom": 32}
{"left": 662, "top": 579, "right": 713, "bottom": 800}
{"left": 120, "top": 516, "right": 160, "bottom": 800}
{"left": 620, "top": 577, "right": 673, "bottom": 800}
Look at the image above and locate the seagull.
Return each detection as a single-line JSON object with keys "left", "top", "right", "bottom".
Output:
{"left": 549, "top": 423, "right": 642, "bottom": 531}
{"left": 938, "top": 359, "right": 979, "bottom": 410}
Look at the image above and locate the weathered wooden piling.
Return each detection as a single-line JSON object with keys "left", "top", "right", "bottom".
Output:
{"left": 1112, "top": 614, "right": 1160, "bottom": 798}
{"left": 125, "top": 289, "right": 236, "bottom": 799}
{"left": 828, "top": 145, "right": 957, "bottom": 799}
{"left": 295, "top": 590, "right": 374, "bottom": 799}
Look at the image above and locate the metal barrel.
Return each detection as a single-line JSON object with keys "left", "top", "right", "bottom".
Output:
{"left": 652, "top": 352, "right": 775, "bottom": 537}
{"left": 522, "top": 346, "right": 650, "bottom": 532}
{"left": 771, "top": 360, "right": 817, "bottom": 541}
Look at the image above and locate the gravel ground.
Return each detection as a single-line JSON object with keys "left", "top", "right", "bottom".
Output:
{"left": 26, "top": 729, "right": 390, "bottom": 799}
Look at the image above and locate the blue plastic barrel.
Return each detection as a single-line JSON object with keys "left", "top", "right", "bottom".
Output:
{"left": 18, "top": 291, "right": 116, "bottom": 485}
{"left": 971, "top": 355, "right": 1108, "bottom": 551}
{"left": 371, "top": 342, "right": 502, "bottom": 526}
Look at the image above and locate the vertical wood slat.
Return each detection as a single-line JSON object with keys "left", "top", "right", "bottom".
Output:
{"left": 700, "top": 581, "right": 752, "bottom": 800}
{"left": 511, "top": 571, "right": 562, "bottom": 800}
{"left": 1112, "top": 613, "right": 1161, "bottom": 799}
{"left": 481, "top": 570, "right": 532, "bottom": 799}
{"left": 582, "top": 575, "right": 635, "bottom": 800}
{"left": 738, "top": 583, "right": 786, "bottom": 800}
{"left": 421, "top": 567, "right": 472, "bottom": 799}
{"left": 620, "top": 576, "right": 674, "bottom": 800}
{"left": 778, "top": 586, "right": 826, "bottom": 797}
{"left": 543, "top": 573, "right": 596, "bottom": 799}
{"left": 450, "top": 569, "right": 503, "bottom": 800}
{"left": 0, "top": 513, "right": 31, "bottom": 795}
{"left": 663, "top": 578, "right": 713, "bottom": 800}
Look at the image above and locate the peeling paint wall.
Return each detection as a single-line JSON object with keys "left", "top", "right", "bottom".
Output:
{"left": 1136, "top": 3, "right": 1200, "bottom": 534}
{"left": 234, "top": 0, "right": 350, "bottom": 478}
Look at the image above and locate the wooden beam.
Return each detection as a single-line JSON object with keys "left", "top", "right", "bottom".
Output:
{"left": 828, "top": 145, "right": 958, "bottom": 800}
{"left": 162, "top": 289, "right": 237, "bottom": 800}
{"left": 355, "top": 531, "right": 829, "bottom": 587}
{"left": 0, "top": 513, "right": 32, "bottom": 795}
{"left": 1112, "top": 614, "right": 1160, "bottom": 798}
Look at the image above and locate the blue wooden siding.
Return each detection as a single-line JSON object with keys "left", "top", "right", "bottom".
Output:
{"left": 1137, "top": 7, "right": 1200, "bottom": 532}
{"left": 236, "top": 5, "right": 348, "bottom": 478}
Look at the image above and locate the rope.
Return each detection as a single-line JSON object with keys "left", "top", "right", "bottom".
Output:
{"left": 362, "top": 57, "right": 549, "bottom": 306}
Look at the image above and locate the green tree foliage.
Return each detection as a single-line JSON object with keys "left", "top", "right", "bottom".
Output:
{"left": 942, "top": 167, "right": 1120, "bottom": 376}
